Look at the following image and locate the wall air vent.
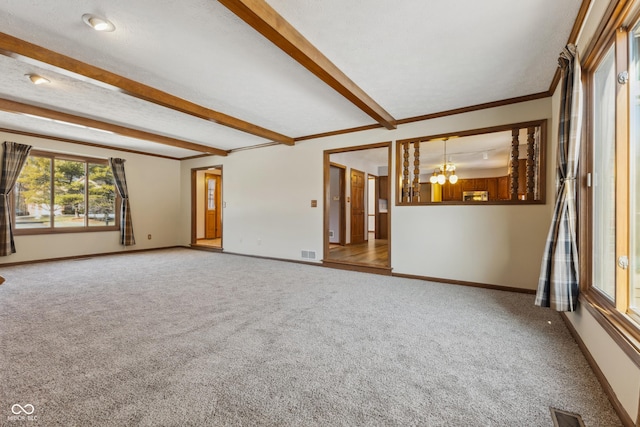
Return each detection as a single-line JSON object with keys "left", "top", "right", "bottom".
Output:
{"left": 301, "top": 250, "right": 316, "bottom": 260}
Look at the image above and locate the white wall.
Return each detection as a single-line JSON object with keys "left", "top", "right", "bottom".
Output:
{"left": 180, "top": 143, "right": 325, "bottom": 260}
{"left": 180, "top": 97, "right": 552, "bottom": 289}
{"left": 0, "top": 132, "right": 182, "bottom": 264}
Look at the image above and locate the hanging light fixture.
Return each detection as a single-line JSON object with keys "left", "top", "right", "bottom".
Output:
{"left": 429, "top": 138, "right": 458, "bottom": 185}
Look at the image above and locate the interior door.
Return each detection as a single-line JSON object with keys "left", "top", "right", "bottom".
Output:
{"left": 350, "top": 168, "right": 365, "bottom": 244}
{"left": 205, "top": 173, "right": 221, "bottom": 239}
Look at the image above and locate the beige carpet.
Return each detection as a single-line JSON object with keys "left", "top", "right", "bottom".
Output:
{"left": 0, "top": 248, "right": 622, "bottom": 426}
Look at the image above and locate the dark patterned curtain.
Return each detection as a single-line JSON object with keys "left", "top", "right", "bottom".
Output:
{"left": 109, "top": 158, "right": 135, "bottom": 246}
{"left": 0, "top": 141, "right": 32, "bottom": 256}
{"left": 535, "top": 44, "right": 583, "bottom": 311}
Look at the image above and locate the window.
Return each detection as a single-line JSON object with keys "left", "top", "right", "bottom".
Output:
{"left": 583, "top": 14, "right": 639, "bottom": 336}
{"left": 631, "top": 21, "right": 640, "bottom": 316}
{"left": 13, "top": 150, "right": 119, "bottom": 234}
{"left": 592, "top": 44, "right": 617, "bottom": 301}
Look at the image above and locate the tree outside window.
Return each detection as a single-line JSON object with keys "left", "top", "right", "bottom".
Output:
{"left": 14, "top": 151, "right": 118, "bottom": 232}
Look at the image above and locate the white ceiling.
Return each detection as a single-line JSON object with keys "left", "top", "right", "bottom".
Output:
{"left": 0, "top": 0, "right": 582, "bottom": 159}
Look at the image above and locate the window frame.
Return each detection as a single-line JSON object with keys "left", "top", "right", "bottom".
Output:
{"left": 580, "top": 1, "right": 640, "bottom": 363}
{"left": 13, "top": 149, "right": 120, "bottom": 235}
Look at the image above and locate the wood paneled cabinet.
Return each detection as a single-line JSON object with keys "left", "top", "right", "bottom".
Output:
{"left": 497, "top": 176, "right": 510, "bottom": 200}
{"left": 428, "top": 174, "right": 517, "bottom": 202}
{"left": 487, "top": 178, "right": 498, "bottom": 201}
{"left": 377, "top": 213, "right": 388, "bottom": 239}
{"left": 378, "top": 176, "right": 388, "bottom": 200}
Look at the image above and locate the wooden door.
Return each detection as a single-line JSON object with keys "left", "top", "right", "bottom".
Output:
{"left": 350, "top": 168, "right": 365, "bottom": 244}
{"left": 205, "top": 173, "right": 221, "bottom": 239}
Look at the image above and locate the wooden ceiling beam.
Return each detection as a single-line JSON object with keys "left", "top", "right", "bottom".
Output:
{"left": 0, "top": 32, "right": 294, "bottom": 146}
{"left": 0, "top": 98, "right": 229, "bottom": 156}
{"left": 218, "top": 0, "right": 397, "bottom": 130}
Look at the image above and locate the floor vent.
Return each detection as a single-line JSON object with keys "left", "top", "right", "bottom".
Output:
{"left": 301, "top": 250, "right": 316, "bottom": 260}
{"left": 550, "top": 408, "right": 585, "bottom": 427}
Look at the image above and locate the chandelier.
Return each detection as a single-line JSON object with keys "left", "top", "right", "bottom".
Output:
{"left": 429, "top": 138, "right": 458, "bottom": 185}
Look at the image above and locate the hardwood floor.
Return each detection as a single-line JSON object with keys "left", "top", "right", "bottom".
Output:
{"left": 196, "top": 238, "right": 221, "bottom": 248}
{"left": 328, "top": 233, "right": 388, "bottom": 267}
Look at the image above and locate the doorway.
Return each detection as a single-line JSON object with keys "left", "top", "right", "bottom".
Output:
{"left": 323, "top": 142, "right": 391, "bottom": 273}
{"left": 191, "top": 166, "right": 223, "bottom": 250}
{"left": 204, "top": 173, "right": 221, "bottom": 240}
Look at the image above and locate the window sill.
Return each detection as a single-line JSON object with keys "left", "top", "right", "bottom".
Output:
{"left": 579, "top": 291, "right": 640, "bottom": 368}
{"left": 15, "top": 227, "right": 119, "bottom": 236}
{"left": 396, "top": 200, "right": 546, "bottom": 206}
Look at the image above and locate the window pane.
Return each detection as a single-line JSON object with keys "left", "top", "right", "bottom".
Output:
{"left": 88, "top": 163, "right": 116, "bottom": 227}
{"left": 630, "top": 25, "right": 640, "bottom": 311}
{"left": 592, "top": 45, "right": 616, "bottom": 300}
{"left": 15, "top": 156, "right": 51, "bottom": 229}
{"left": 53, "top": 159, "right": 85, "bottom": 228}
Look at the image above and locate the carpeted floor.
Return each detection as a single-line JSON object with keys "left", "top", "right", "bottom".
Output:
{"left": 0, "top": 248, "right": 622, "bottom": 426}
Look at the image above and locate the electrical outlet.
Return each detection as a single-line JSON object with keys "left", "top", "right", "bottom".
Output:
{"left": 147, "top": 234, "right": 152, "bottom": 240}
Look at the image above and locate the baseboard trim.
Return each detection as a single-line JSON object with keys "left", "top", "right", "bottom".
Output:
{"left": 0, "top": 246, "right": 185, "bottom": 267}
{"left": 560, "top": 313, "right": 633, "bottom": 427}
{"left": 217, "top": 250, "right": 322, "bottom": 267}
{"left": 392, "top": 272, "right": 536, "bottom": 294}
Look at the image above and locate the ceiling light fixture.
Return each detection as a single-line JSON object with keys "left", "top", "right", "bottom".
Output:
{"left": 429, "top": 138, "right": 458, "bottom": 185}
{"left": 82, "top": 14, "right": 116, "bottom": 32}
{"left": 25, "top": 74, "right": 50, "bottom": 85}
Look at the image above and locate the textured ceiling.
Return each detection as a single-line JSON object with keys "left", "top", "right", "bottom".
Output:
{"left": 268, "top": 0, "right": 582, "bottom": 118}
{"left": 0, "top": 0, "right": 582, "bottom": 159}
